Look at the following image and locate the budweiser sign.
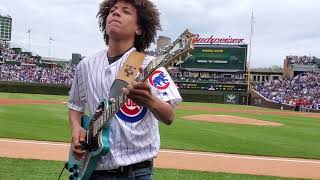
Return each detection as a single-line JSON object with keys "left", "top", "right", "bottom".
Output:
{"left": 194, "top": 34, "right": 244, "bottom": 44}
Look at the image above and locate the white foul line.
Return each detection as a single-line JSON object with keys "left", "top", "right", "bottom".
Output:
{"left": 0, "top": 139, "right": 70, "bottom": 147}
{"left": 1, "top": 138, "right": 320, "bottom": 164}
{"left": 160, "top": 150, "right": 320, "bottom": 164}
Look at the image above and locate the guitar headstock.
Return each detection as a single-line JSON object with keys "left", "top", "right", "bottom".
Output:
{"left": 156, "top": 29, "right": 195, "bottom": 69}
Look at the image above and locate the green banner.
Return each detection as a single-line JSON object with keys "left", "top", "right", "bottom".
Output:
{"left": 180, "top": 44, "right": 247, "bottom": 71}
{"left": 175, "top": 81, "right": 247, "bottom": 92}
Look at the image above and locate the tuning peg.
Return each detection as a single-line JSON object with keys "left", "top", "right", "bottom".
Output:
{"left": 176, "top": 59, "right": 183, "bottom": 65}
{"left": 185, "top": 54, "right": 192, "bottom": 60}
{"left": 69, "top": 175, "right": 74, "bottom": 180}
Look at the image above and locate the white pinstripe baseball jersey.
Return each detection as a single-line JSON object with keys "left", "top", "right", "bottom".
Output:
{"left": 68, "top": 47, "right": 182, "bottom": 170}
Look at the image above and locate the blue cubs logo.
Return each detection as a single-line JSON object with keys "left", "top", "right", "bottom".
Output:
{"left": 148, "top": 70, "right": 170, "bottom": 90}
{"left": 116, "top": 99, "right": 147, "bottom": 123}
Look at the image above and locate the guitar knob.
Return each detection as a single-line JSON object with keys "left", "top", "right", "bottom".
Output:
{"left": 73, "top": 164, "right": 78, "bottom": 170}
{"left": 74, "top": 172, "right": 79, "bottom": 178}
{"left": 69, "top": 175, "right": 74, "bottom": 180}
{"left": 68, "top": 168, "right": 74, "bottom": 172}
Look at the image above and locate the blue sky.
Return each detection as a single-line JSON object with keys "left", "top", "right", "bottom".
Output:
{"left": 1, "top": 0, "right": 319, "bottom": 67}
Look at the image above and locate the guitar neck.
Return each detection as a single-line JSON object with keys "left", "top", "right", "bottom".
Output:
{"left": 92, "top": 57, "right": 161, "bottom": 137}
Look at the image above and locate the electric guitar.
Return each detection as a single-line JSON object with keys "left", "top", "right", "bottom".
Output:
{"left": 66, "top": 29, "right": 194, "bottom": 180}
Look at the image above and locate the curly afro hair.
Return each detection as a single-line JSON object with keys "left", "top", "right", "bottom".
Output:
{"left": 97, "top": 0, "right": 161, "bottom": 52}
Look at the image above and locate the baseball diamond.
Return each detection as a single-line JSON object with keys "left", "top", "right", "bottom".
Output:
{"left": 0, "top": 94, "right": 319, "bottom": 179}
{"left": 1, "top": 1, "right": 320, "bottom": 179}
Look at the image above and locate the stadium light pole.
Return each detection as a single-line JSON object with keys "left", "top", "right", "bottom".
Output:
{"left": 49, "top": 38, "right": 51, "bottom": 58}
{"left": 49, "top": 36, "right": 53, "bottom": 58}
{"left": 247, "top": 12, "right": 254, "bottom": 106}
{"left": 27, "top": 29, "right": 31, "bottom": 52}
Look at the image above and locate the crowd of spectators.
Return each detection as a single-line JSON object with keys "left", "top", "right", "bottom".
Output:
{"left": 171, "top": 73, "right": 246, "bottom": 84}
{"left": 172, "top": 77, "right": 246, "bottom": 84}
{"left": 0, "top": 64, "right": 76, "bottom": 84}
{"left": 256, "top": 72, "right": 320, "bottom": 110}
{"left": 286, "top": 55, "right": 317, "bottom": 65}
{"left": 1, "top": 41, "right": 75, "bottom": 84}
{"left": 2, "top": 41, "right": 320, "bottom": 111}
{"left": 0, "top": 42, "right": 37, "bottom": 64}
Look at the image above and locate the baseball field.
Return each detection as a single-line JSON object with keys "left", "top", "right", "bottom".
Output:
{"left": 0, "top": 92, "right": 319, "bottom": 179}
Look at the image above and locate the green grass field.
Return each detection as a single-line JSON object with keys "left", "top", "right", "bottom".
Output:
{"left": 0, "top": 92, "right": 68, "bottom": 101}
{"left": 182, "top": 101, "right": 278, "bottom": 111}
{"left": 0, "top": 157, "right": 304, "bottom": 180}
{"left": 0, "top": 93, "right": 319, "bottom": 159}
{"left": 0, "top": 92, "right": 319, "bottom": 179}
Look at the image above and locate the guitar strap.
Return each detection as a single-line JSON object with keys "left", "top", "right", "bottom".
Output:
{"left": 109, "top": 51, "right": 145, "bottom": 98}
{"left": 116, "top": 51, "right": 145, "bottom": 83}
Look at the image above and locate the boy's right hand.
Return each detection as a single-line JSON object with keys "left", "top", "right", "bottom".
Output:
{"left": 71, "top": 126, "right": 87, "bottom": 160}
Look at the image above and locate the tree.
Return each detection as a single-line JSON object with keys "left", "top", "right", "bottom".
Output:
{"left": 270, "top": 65, "right": 282, "bottom": 71}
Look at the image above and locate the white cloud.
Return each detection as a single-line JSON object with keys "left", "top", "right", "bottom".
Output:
{"left": 2, "top": 0, "right": 319, "bottom": 67}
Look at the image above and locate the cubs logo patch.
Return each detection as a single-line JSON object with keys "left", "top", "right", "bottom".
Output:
{"left": 116, "top": 99, "right": 147, "bottom": 123}
{"left": 148, "top": 70, "right": 170, "bottom": 90}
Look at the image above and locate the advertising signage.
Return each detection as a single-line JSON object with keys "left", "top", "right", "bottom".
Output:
{"left": 180, "top": 44, "right": 247, "bottom": 71}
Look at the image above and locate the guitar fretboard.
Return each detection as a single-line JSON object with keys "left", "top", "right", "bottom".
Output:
{"left": 92, "top": 58, "right": 160, "bottom": 137}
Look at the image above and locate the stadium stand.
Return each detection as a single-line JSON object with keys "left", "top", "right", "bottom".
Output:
{"left": 0, "top": 42, "right": 37, "bottom": 65}
{"left": 0, "top": 41, "right": 75, "bottom": 84}
{"left": 0, "top": 64, "right": 75, "bottom": 84}
{"left": 286, "top": 55, "right": 317, "bottom": 65}
{"left": 255, "top": 55, "right": 320, "bottom": 111}
{"left": 2, "top": 39, "right": 320, "bottom": 111}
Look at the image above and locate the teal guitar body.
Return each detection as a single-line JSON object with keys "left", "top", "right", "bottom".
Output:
{"left": 67, "top": 99, "right": 111, "bottom": 180}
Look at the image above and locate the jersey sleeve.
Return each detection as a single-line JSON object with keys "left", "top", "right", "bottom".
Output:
{"left": 67, "top": 63, "right": 86, "bottom": 112}
{"left": 148, "top": 67, "right": 182, "bottom": 108}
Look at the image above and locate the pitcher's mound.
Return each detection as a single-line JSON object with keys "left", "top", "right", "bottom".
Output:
{"left": 182, "top": 115, "right": 283, "bottom": 126}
